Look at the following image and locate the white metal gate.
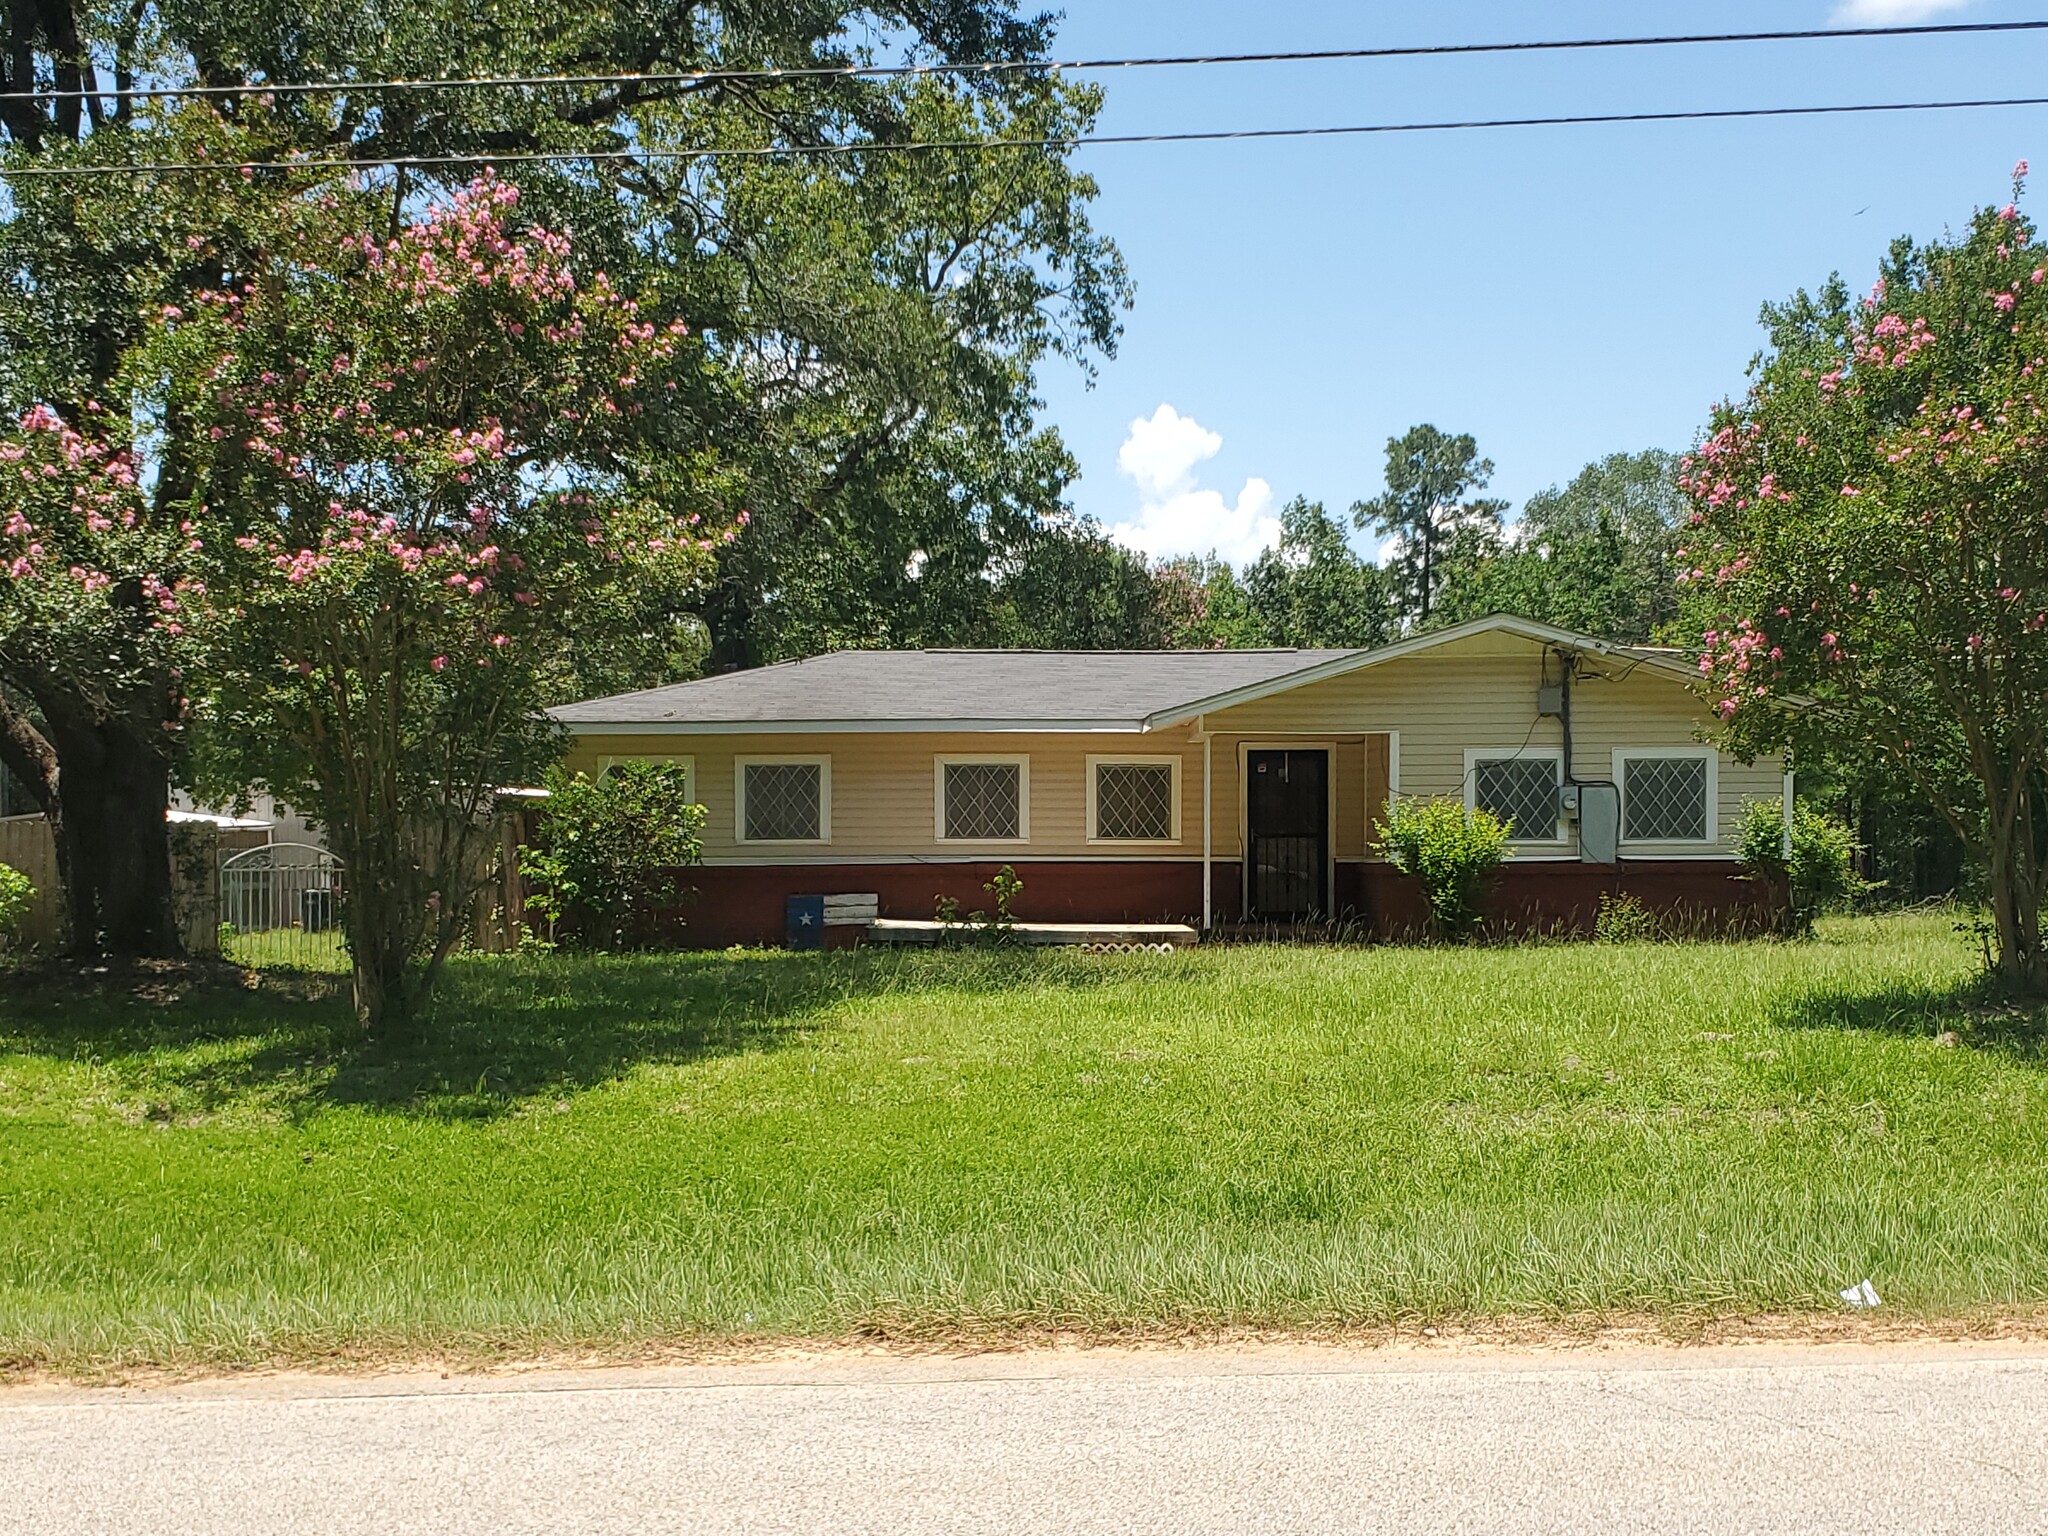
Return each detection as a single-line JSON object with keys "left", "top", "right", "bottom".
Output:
{"left": 218, "top": 842, "right": 344, "bottom": 969}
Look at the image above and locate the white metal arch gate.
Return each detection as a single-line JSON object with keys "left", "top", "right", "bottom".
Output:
{"left": 218, "top": 842, "right": 344, "bottom": 969}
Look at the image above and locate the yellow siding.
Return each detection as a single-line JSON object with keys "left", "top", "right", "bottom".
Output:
{"left": 565, "top": 731, "right": 1216, "bottom": 864}
{"left": 567, "top": 635, "right": 1780, "bottom": 866}
{"left": 1204, "top": 637, "right": 1781, "bottom": 860}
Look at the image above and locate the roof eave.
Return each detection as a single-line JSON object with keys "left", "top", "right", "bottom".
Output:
{"left": 550, "top": 716, "right": 1159, "bottom": 736}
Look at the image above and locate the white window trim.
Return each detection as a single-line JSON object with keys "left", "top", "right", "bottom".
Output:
{"left": 1464, "top": 746, "right": 1568, "bottom": 845}
{"left": 1612, "top": 746, "right": 1718, "bottom": 846}
{"left": 933, "top": 754, "right": 1032, "bottom": 845}
{"left": 734, "top": 755, "right": 832, "bottom": 845}
{"left": 1086, "top": 754, "right": 1183, "bottom": 846}
{"left": 596, "top": 753, "right": 696, "bottom": 802}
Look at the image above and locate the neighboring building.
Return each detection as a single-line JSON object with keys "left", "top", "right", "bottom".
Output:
{"left": 549, "top": 614, "right": 1789, "bottom": 946}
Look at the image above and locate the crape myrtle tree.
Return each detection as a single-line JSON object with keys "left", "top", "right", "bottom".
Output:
{"left": 1684, "top": 168, "right": 2048, "bottom": 990}
{"left": 167, "top": 176, "right": 725, "bottom": 1034}
{"left": 0, "top": 0, "right": 1125, "bottom": 954}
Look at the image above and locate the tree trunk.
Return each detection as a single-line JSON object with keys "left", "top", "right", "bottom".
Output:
{"left": 44, "top": 712, "right": 181, "bottom": 957}
{"left": 345, "top": 887, "right": 425, "bottom": 1039}
{"left": 1985, "top": 841, "right": 2048, "bottom": 995}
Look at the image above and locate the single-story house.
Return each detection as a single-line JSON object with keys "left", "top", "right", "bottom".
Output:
{"left": 548, "top": 614, "right": 1789, "bottom": 945}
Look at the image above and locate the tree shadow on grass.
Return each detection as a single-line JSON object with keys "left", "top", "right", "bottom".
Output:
{"left": 0, "top": 945, "right": 1151, "bottom": 1122}
{"left": 1768, "top": 973, "right": 2048, "bottom": 1066}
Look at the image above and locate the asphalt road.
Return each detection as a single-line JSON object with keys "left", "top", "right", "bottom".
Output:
{"left": 8, "top": 1344, "right": 2048, "bottom": 1534}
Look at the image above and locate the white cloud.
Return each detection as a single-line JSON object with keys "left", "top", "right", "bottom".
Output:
{"left": 1830, "top": 0, "right": 1973, "bottom": 23}
{"left": 1116, "top": 402, "right": 1222, "bottom": 501}
{"left": 1105, "top": 404, "right": 1282, "bottom": 566}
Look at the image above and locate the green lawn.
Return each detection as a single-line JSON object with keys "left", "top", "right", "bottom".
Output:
{"left": 3, "top": 912, "right": 2047, "bottom": 1371}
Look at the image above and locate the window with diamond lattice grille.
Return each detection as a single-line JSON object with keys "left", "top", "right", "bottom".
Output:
{"left": 1621, "top": 755, "right": 1709, "bottom": 841}
{"left": 741, "top": 761, "right": 823, "bottom": 842}
{"left": 1093, "top": 762, "right": 1176, "bottom": 841}
{"left": 942, "top": 761, "right": 1024, "bottom": 841}
{"left": 1473, "top": 756, "right": 1560, "bottom": 840}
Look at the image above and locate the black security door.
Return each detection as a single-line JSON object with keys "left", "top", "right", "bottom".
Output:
{"left": 1246, "top": 749, "right": 1329, "bottom": 921}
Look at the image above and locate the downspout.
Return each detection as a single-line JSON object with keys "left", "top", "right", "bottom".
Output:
{"left": 1559, "top": 652, "right": 1575, "bottom": 786}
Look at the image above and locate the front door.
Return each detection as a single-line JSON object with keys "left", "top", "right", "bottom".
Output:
{"left": 1246, "top": 749, "right": 1329, "bottom": 922}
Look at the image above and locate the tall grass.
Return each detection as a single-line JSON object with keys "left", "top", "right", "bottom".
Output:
{"left": 2, "top": 912, "right": 2045, "bottom": 1370}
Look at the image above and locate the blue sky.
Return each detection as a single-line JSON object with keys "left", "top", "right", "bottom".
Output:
{"left": 1029, "top": 0, "right": 2048, "bottom": 564}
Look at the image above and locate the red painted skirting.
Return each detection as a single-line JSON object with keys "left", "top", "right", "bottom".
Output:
{"left": 652, "top": 859, "right": 1785, "bottom": 947}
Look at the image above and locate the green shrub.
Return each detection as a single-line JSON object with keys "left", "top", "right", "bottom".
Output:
{"left": 936, "top": 865, "right": 1025, "bottom": 947}
{"left": 1374, "top": 796, "right": 1513, "bottom": 940}
{"left": 521, "top": 762, "right": 706, "bottom": 950}
{"left": 1736, "top": 799, "right": 1868, "bottom": 932}
{"left": 1594, "top": 891, "right": 1657, "bottom": 943}
{"left": 0, "top": 860, "right": 32, "bottom": 949}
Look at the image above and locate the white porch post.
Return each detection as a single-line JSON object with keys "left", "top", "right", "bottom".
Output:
{"left": 1202, "top": 724, "right": 1214, "bottom": 934}
{"left": 1781, "top": 768, "right": 1795, "bottom": 859}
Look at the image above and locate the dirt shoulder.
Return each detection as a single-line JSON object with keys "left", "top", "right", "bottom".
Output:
{"left": 12, "top": 1310, "right": 2048, "bottom": 1394}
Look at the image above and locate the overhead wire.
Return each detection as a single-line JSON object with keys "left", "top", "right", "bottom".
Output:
{"left": 8, "top": 94, "right": 2048, "bottom": 178}
{"left": 0, "top": 17, "right": 2044, "bottom": 104}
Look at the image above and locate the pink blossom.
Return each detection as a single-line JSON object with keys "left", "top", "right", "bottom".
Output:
{"left": 430, "top": 655, "right": 449, "bottom": 671}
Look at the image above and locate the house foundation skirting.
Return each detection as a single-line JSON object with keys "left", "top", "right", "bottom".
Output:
{"left": 651, "top": 860, "right": 1785, "bottom": 948}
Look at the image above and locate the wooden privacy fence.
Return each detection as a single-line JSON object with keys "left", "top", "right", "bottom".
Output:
{"left": 0, "top": 814, "right": 63, "bottom": 949}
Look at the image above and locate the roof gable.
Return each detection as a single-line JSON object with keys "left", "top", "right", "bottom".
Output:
{"left": 1142, "top": 615, "right": 1702, "bottom": 729}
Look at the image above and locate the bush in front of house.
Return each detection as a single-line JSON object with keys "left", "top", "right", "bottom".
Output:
{"left": 521, "top": 762, "right": 706, "bottom": 950}
{"left": 0, "top": 860, "right": 32, "bottom": 953}
{"left": 1736, "top": 799, "right": 1866, "bottom": 933}
{"left": 1375, "top": 796, "right": 1513, "bottom": 940}
{"left": 1594, "top": 891, "right": 1659, "bottom": 943}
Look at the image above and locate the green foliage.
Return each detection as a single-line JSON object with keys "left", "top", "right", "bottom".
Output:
{"left": 991, "top": 521, "right": 1176, "bottom": 649}
{"left": 1594, "top": 891, "right": 1658, "bottom": 944}
{"left": 1435, "top": 451, "right": 1685, "bottom": 643}
{"left": 1354, "top": 425, "right": 1507, "bottom": 626}
{"left": 936, "top": 864, "right": 1025, "bottom": 946}
{"left": 1239, "top": 498, "right": 1397, "bottom": 648}
{"left": 1375, "top": 796, "right": 1514, "bottom": 938}
{"left": 0, "top": 860, "right": 33, "bottom": 947}
{"left": 984, "top": 865, "right": 1024, "bottom": 930}
{"left": 1736, "top": 800, "right": 1868, "bottom": 931}
{"left": 1683, "top": 171, "right": 2048, "bottom": 987}
{"left": 522, "top": 763, "right": 707, "bottom": 951}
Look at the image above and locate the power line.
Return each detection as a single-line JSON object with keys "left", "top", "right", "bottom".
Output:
{"left": 8, "top": 93, "right": 2048, "bottom": 177}
{"left": 6, "top": 18, "right": 2048, "bottom": 105}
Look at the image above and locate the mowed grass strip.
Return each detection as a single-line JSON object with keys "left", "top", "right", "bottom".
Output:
{"left": 3, "top": 912, "right": 2047, "bottom": 1369}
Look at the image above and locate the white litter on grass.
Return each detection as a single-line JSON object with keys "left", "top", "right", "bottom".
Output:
{"left": 1840, "top": 1278, "right": 1882, "bottom": 1309}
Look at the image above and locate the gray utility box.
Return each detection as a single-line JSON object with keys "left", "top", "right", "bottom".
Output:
{"left": 1576, "top": 782, "right": 1620, "bottom": 864}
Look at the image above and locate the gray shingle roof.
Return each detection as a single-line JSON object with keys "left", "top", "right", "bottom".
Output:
{"left": 551, "top": 648, "right": 1364, "bottom": 731}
